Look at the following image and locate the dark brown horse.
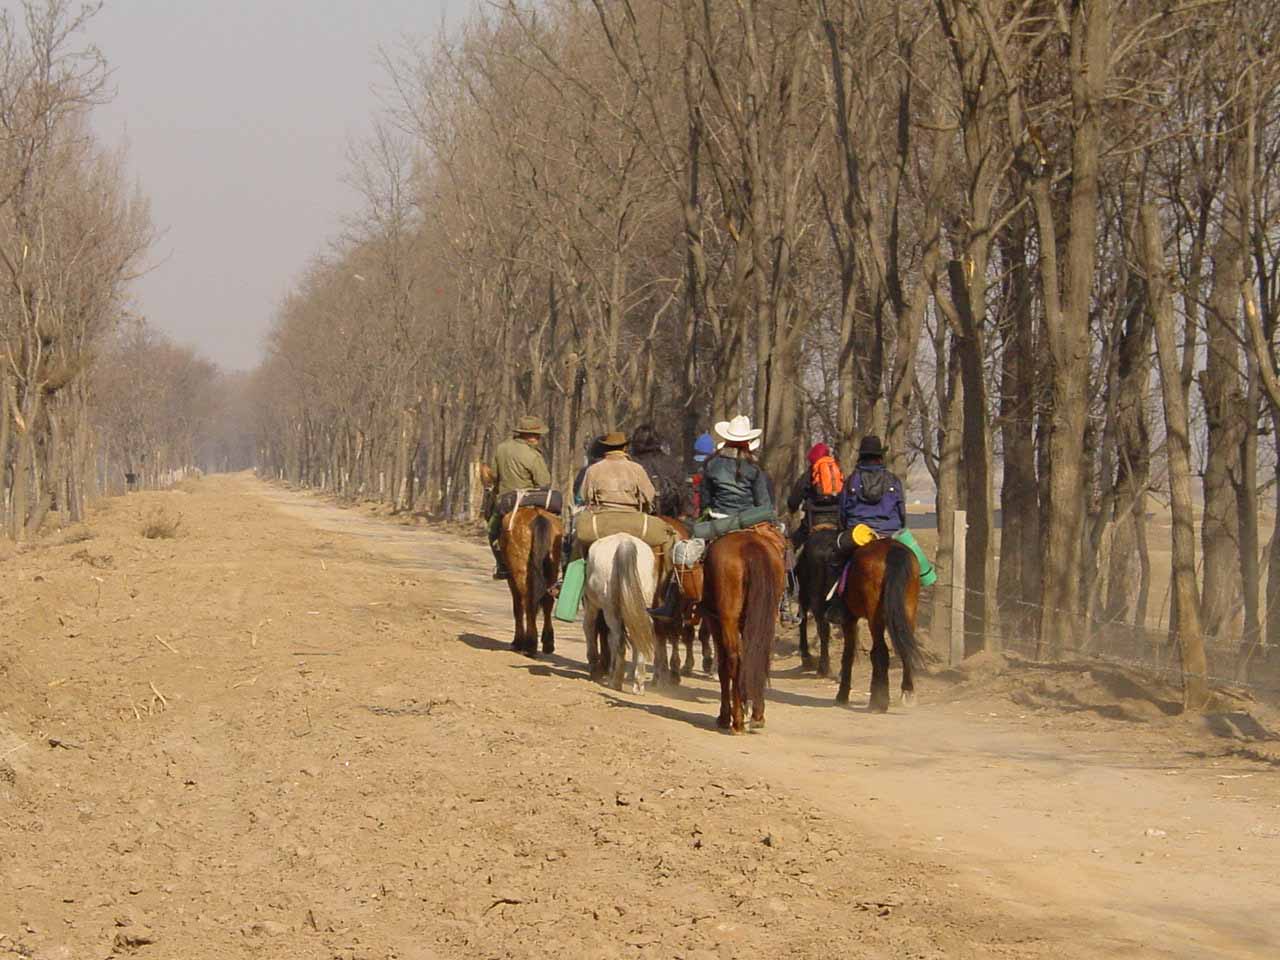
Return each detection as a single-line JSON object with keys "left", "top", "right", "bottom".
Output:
{"left": 702, "top": 528, "right": 786, "bottom": 733}
{"left": 794, "top": 525, "right": 840, "bottom": 676}
{"left": 499, "top": 507, "right": 564, "bottom": 656}
{"left": 652, "top": 517, "right": 713, "bottom": 685}
{"left": 834, "top": 539, "right": 922, "bottom": 711}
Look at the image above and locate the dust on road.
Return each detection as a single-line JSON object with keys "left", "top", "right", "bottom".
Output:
{"left": 2, "top": 474, "right": 1276, "bottom": 959}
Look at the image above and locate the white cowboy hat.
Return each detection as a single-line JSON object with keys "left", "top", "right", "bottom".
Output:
{"left": 714, "top": 414, "right": 763, "bottom": 445}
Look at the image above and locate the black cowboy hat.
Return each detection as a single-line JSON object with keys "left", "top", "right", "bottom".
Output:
{"left": 858, "top": 435, "right": 887, "bottom": 458}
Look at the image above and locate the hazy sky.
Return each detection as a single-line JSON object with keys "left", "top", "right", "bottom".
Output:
{"left": 86, "top": 0, "right": 463, "bottom": 371}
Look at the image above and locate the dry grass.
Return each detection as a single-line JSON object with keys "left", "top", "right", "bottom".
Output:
{"left": 140, "top": 506, "right": 183, "bottom": 540}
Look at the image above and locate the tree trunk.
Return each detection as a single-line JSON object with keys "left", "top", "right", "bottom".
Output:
{"left": 1140, "top": 203, "right": 1209, "bottom": 711}
{"left": 1036, "top": 0, "right": 1108, "bottom": 658}
{"left": 996, "top": 213, "right": 1041, "bottom": 639}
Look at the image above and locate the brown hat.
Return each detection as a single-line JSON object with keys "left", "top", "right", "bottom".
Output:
{"left": 514, "top": 415, "right": 548, "bottom": 436}
{"left": 599, "top": 432, "right": 628, "bottom": 449}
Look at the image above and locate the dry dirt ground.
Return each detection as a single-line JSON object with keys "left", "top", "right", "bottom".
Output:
{"left": 2, "top": 474, "right": 1278, "bottom": 960}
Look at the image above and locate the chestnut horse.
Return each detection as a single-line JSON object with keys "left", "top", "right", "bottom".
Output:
{"left": 499, "top": 507, "right": 564, "bottom": 656}
{"left": 834, "top": 539, "right": 922, "bottom": 711}
{"left": 702, "top": 528, "right": 786, "bottom": 733}
{"left": 652, "top": 517, "right": 713, "bottom": 685}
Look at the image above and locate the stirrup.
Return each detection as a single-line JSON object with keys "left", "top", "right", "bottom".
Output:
{"left": 647, "top": 585, "right": 681, "bottom": 622}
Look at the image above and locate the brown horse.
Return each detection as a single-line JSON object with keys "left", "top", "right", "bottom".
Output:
{"left": 652, "top": 517, "right": 712, "bottom": 685}
{"left": 834, "top": 539, "right": 922, "bottom": 711}
{"left": 701, "top": 528, "right": 786, "bottom": 733}
{"left": 499, "top": 507, "right": 564, "bottom": 656}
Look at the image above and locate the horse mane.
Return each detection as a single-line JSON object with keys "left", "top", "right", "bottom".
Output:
{"left": 738, "top": 537, "right": 782, "bottom": 704}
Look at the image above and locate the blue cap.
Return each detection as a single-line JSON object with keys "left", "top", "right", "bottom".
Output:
{"left": 693, "top": 432, "right": 715, "bottom": 462}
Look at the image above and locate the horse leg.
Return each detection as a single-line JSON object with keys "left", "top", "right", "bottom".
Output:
{"left": 631, "top": 641, "right": 647, "bottom": 696}
{"left": 798, "top": 599, "right": 813, "bottom": 671}
{"left": 700, "top": 621, "right": 714, "bottom": 675}
{"left": 521, "top": 584, "right": 540, "bottom": 657}
{"left": 597, "top": 613, "right": 612, "bottom": 679}
{"left": 835, "top": 615, "right": 857, "bottom": 704}
{"left": 653, "top": 629, "right": 671, "bottom": 688}
{"left": 718, "top": 618, "right": 745, "bottom": 734}
{"left": 713, "top": 627, "right": 733, "bottom": 730}
{"left": 540, "top": 592, "right": 555, "bottom": 655}
{"left": 868, "top": 615, "right": 891, "bottom": 713}
{"left": 607, "top": 615, "right": 626, "bottom": 692}
{"left": 508, "top": 583, "right": 525, "bottom": 652}
{"left": 584, "top": 601, "right": 602, "bottom": 679}
{"left": 680, "top": 622, "right": 694, "bottom": 678}
{"left": 816, "top": 610, "right": 832, "bottom": 678}
{"left": 900, "top": 610, "right": 917, "bottom": 708}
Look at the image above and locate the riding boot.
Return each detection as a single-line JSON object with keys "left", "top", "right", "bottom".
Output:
{"left": 647, "top": 578, "right": 681, "bottom": 622}
{"left": 489, "top": 539, "right": 509, "bottom": 580}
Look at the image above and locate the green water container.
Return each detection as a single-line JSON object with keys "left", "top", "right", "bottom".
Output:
{"left": 554, "top": 558, "right": 586, "bottom": 622}
{"left": 892, "top": 529, "right": 937, "bottom": 587}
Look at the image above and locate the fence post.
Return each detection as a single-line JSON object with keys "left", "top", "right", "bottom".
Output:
{"left": 950, "top": 509, "right": 967, "bottom": 667}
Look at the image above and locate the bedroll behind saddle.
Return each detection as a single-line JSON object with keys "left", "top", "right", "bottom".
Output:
{"left": 690, "top": 505, "right": 777, "bottom": 541}
{"left": 495, "top": 487, "right": 563, "bottom": 517}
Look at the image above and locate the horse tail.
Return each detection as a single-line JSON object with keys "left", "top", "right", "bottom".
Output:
{"left": 612, "top": 536, "right": 656, "bottom": 662}
{"left": 739, "top": 540, "right": 782, "bottom": 705}
{"left": 527, "top": 512, "right": 553, "bottom": 605}
{"left": 881, "top": 542, "right": 923, "bottom": 670}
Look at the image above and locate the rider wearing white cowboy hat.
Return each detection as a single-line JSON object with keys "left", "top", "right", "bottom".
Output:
{"left": 702, "top": 414, "right": 772, "bottom": 518}
{"left": 649, "top": 414, "right": 777, "bottom": 622}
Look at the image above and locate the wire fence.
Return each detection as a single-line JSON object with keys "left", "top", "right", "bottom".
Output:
{"left": 919, "top": 576, "right": 1280, "bottom": 704}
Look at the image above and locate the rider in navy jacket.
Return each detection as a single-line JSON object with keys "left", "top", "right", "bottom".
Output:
{"left": 839, "top": 435, "right": 906, "bottom": 535}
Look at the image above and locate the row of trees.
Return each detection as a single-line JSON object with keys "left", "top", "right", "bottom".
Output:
{"left": 255, "top": 0, "right": 1280, "bottom": 708}
{"left": 92, "top": 318, "right": 252, "bottom": 494}
{"left": 1, "top": 2, "right": 237, "bottom": 537}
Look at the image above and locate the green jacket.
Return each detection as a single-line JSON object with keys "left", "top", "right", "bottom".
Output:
{"left": 492, "top": 438, "right": 551, "bottom": 495}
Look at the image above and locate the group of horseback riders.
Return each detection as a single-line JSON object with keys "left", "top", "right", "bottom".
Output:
{"left": 485, "top": 413, "right": 936, "bottom": 618}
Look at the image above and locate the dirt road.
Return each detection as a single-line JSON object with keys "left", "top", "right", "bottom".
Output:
{"left": 2, "top": 475, "right": 1277, "bottom": 959}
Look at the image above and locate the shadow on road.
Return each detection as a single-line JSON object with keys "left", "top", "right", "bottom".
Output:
{"left": 600, "top": 692, "right": 722, "bottom": 732}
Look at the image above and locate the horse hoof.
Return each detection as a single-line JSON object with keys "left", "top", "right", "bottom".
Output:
{"left": 800, "top": 655, "right": 815, "bottom": 671}
{"left": 869, "top": 693, "right": 890, "bottom": 713}
{"left": 702, "top": 658, "right": 714, "bottom": 675}
{"left": 901, "top": 690, "right": 916, "bottom": 708}
{"left": 681, "top": 664, "right": 693, "bottom": 678}
{"left": 542, "top": 642, "right": 555, "bottom": 655}
{"left": 716, "top": 714, "right": 732, "bottom": 729}
{"left": 835, "top": 689, "right": 851, "bottom": 705}
{"left": 749, "top": 718, "right": 766, "bottom": 732}
{"left": 631, "top": 683, "right": 645, "bottom": 696}
{"left": 817, "top": 659, "right": 831, "bottom": 677}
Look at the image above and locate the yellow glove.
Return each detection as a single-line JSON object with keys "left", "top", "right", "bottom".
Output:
{"left": 851, "top": 523, "right": 878, "bottom": 547}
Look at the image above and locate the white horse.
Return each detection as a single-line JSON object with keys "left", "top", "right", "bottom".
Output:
{"left": 582, "top": 533, "right": 658, "bottom": 693}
